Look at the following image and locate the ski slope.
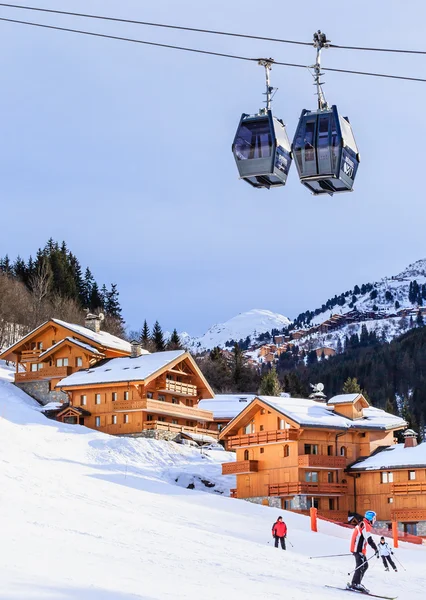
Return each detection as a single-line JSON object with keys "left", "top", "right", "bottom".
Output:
{"left": 0, "top": 363, "right": 425, "bottom": 600}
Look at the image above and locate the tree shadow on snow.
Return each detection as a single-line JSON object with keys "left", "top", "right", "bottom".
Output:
{"left": 0, "top": 584, "right": 154, "bottom": 599}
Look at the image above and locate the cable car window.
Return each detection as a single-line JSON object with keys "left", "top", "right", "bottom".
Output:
{"left": 304, "top": 121, "right": 315, "bottom": 161}
{"left": 339, "top": 117, "right": 358, "bottom": 152}
{"left": 318, "top": 116, "right": 329, "bottom": 148}
{"left": 234, "top": 120, "right": 272, "bottom": 160}
{"left": 330, "top": 114, "right": 339, "bottom": 170}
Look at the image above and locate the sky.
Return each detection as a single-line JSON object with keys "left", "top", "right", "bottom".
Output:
{"left": 1, "top": 0, "right": 426, "bottom": 336}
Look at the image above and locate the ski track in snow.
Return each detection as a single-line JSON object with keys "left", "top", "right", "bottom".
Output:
{"left": 0, "top": 361, "right": 425, "bottom": 600}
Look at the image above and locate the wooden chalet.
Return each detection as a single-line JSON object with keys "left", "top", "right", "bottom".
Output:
{"left": 56, "top": 348, "right": 216, "bottom": 438}
{"left": 219, "top": 393, "right": 407, "bottom": 522}
{"left": 198, "top": 394, "right": 257, "bottom": 433}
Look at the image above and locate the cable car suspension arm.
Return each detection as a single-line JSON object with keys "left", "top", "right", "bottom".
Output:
{"left": 258, "top": 58, "right": 275, "bottom": 112}
{"left": 312, "top": 31, "right": 330, "bottom": 110}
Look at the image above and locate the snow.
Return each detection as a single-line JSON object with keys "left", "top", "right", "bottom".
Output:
{"left": 198, "top": 394, "right": 257, "bottom": 419}
{"left": 57, "top": 349, "right": 186, "bottom": 387}
{"left": 184, "top": 309, "right": 291, "bottom": 352}
{"left": 350, "top": 442, "right": 426, "bottom": 470}
{"left": 52, "top": 318, "right": 134, "bottom": 354}
{"left": 328, "top": 394, "right": 362, "bottom": 405}
{"left": 0, "top": 359, "right": 425, "bottom": 600}
{"left": 39, "top": 336, "right": 105, "bottom": 359}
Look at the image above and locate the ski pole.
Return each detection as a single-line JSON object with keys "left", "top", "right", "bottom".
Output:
{"left": 392, "top": 553, "right": 406, "bottom": 572}
{"left": 347, "top": 554, "right": 376, "bottom": 576}
{"left": 310, "top": 553, "right": 352, "bottom": 559}
{"left": 286, "top": 537, "right": 294, "bottom": 548}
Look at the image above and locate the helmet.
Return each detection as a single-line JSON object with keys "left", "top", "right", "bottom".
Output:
{"left": 365, "top": 510, "right": 377, "bottom": 524}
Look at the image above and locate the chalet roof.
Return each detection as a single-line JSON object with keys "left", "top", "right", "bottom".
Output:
{"left": 0, "top": 318, "right": 134, "bottom": 359}
{"left": 39, "top": 337, "right": 104, "bottom": 360}
{"left": 180, "top": 431, "right": 219, "bottom": 445}
{"left": 349, "top": 443, "right": 426, "bottom": 471}
{"left": 198, "top": 394, "right": 257, "bottom": 419}
{"left": 327, "top": 393, "right": 365, "bottom": 406}
{"left": 220, "top": 395, "right": 406, "bottom": 437}
{"left": 56, "top": 405, "right": 92, "bottom": 417}
{"left": 56, "top": 350, "right": 208, "bottom": 390}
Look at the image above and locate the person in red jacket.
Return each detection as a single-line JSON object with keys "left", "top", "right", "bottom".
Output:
{"left": 348, "top": 510, "right": 378, "bottom": 593}
{"left": 272, "top": 516, "right": 287, "bottom": 550}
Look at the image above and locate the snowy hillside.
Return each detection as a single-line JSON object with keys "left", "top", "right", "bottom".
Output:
{"left": 1, "top": 364, "right": 426, "bottom": 599}
{"left": 185, "top": 309, "right": 291, "bottom": 352}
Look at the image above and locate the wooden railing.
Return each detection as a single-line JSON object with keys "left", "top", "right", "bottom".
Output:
{"left": 226, "top": 429, "right": 298, "bottom": 449}
{"left": 20, "top": 349, "right": 42, "bottom": 361}
{"left": 298, "top": 455, "right": 347, "bottom": 469}
{"left": 164, "top": 380, "right": 197, "bottom": 396}
{"left": 143, "top": 420, "right": 218, "bottom": 438}
{"left": 16, "top": 366, "right": 73, "bottom": 381}
{"left": 268, "top": 482, "right": 348, "bottom": 496}
{"left": 222, "top": 460, "right": 258, "bottom": 475}
{"left": 391, "top": 482, "right": 426, "bottom": 496}
{"left": 391, "top": 509, "right": 426, "bottom": 521}
{"left": 113, "top": 398, "right": 213, "bottom": 420}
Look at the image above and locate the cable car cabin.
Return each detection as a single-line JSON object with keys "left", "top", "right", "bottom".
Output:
{"left": 292, "top": 105, "right": 360, "bottom": 195}
{"left": 232, "top": 110, "right": 292, "bottom": 189}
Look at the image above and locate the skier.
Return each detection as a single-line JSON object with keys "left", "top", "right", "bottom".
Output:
{"left": 348, "top": 510, "right": 378, "bottom": 593}
{"left": 378, "top": 537, "right": 397, "bottom": 572}
{"left": 272, "top": 516, "right": 287, "bottom": 550}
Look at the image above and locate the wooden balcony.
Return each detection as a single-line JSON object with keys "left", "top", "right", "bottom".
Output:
{"left": 391, "top": 509, "right": 426, "bottom": 521}
{"left": 15, "top": 366, "right": 73, "bottom": 381}
{"left": 222, "top": 460, "right": 258, "bottom": 475}
{"left": 230, "top": 488, "right": 237, "bottom": 498}
{"left": 157, "top": 380, "right": 198, "bottom": 397}
{"left": 113, "top": 398, "right": 212, "bottom": 421}
{"left": 142, "top": 420, "right": 218, "bottom": 439}
{"left": 298, "top": 455, "right": 347, "bottom": 470}
{"left": 268, "top": 482, "right": 348, "bottom": 497}
{"left": 226, "top": 429, "right": 298, "bottom": 449}
{"left": 391, "top": 482, "right": 426, "bottom": 496}
{"left": 20, "top": 349, "right": 42, "bottom": 362}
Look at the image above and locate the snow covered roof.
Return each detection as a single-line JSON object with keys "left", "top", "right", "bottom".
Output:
{"left": 180, "top": 431, "right": 219, "bottom": 444}
{"left": 52, "top": 319, "right": 133, "bottom": 354}
{"left": 39, "top": 337, "right": 104, "bottom": 359}
{"left": 223, "top": 395, "right": 406, "bottom": 432}
{"left": 349, "top": 442, "right": 426, "bottom": 470}
{"left": 327, "top": 393, "right": 363, "bottom": 405}
{"left": 198, "top": 394, "right": 257, "bottom": 419}
{"left": 57, "top": 350, "right": 187, "bottom": 387}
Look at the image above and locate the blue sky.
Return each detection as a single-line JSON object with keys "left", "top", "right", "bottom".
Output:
{"left": 1, "top": 0, "right": 425, "bottom": 335}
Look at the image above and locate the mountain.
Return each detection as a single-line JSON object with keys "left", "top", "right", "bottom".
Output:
{"left": 185, "top": 309, "right": 291, "bottom": 352}
{"left": 0, "top": 362, "right": 424, "bottom": 599}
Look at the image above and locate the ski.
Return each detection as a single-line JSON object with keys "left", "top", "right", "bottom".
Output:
{"left": 325, "top": 585, "right": 397, "bottom": 599}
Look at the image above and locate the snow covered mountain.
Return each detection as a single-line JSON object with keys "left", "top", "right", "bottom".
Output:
{"left": 1, "top": 361, "right": 425, "bottom": 599}
{"left": 185, "top": 309, "right": 291, "bottom": 352}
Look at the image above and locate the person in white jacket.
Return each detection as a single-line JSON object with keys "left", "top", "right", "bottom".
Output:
{"left": 378, "top": 537, "right": 397, "bottom": 572}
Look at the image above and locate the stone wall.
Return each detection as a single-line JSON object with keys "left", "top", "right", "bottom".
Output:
{"left": 244, "top": 496, "right": 281, "bottom": 509}
{"left": 117, "top": 430, "right": 182, "bottom": 442}
{"left": 15, "top": 381, "right": 68, "bottom": 406}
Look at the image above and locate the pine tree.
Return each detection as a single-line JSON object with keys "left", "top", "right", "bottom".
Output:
{"left": 336, "top": 338, "right": 343, "bottom": 354}
{"left": 82, "top": 268, "right": 95, "bottom": 308}
{"left": 342, "top": 377, "right": 362, "bottom": 394}
{"left": 151, "top": 320, "right": 165, "bottom": 351}
{"left": 89, "top": 282, "right": 102, "bottom": 311}
{"left": 105, "top": 284, "right": 122, "bottom": 320}
{"left": 167, "top": 328, "right": 182, "bottom": 350}
{"left": 416, "top": 310, "right": 424, "bottom": 327}
{"left": 140, "top": 320, "right": 150, "bottom": 346}
{"left": 307, "top": 350, "right": 317, "bottom": 365}
{"left": 259, "top": 367, "right": 282, "bottom": 396}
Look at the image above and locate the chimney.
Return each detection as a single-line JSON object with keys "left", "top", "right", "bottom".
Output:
{"left": 403, "top": 429, "right": 418, "bottom": 448}
{"left": 130, "top": 340, "right": 143, "bottom": 358}
{"left": 309, "top": 382, "right": 327, "bottom": 403}
{"left": 85, "top": 313, "right": 101, "bottom": 333}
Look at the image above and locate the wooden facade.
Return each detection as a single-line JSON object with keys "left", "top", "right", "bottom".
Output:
{"left": 219, "top": 394, "right": 407, "bottom": 522}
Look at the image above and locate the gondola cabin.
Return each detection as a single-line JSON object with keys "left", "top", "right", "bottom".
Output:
{"left": 232, "top": 110, "right": 292, "bottom": 189}
{"left": 292, "top": 105, "right": 360, "bottom": 195}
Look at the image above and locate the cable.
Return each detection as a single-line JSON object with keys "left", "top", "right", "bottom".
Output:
{"left": 1, "top": 3, "right": 426, "bottom": 55}
{"left": 1, "top": 16, "right": 426, "bottom": 83}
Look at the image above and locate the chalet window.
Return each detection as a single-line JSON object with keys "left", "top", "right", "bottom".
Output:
{"left": 244, "top": 450, "right": 249, "bottom": 460}
{"left": 185, "top": 399, "right": 193, "bottom": 406}
{"left": 244, "top": 422, "right": 254, "bottom": 435}
{"left": 95, "top": 417, "right": 101, "bottom": 427}
{"left": 304, "top": 444, "right": 319, "bottom": 455}
{"left": 279, "top": 419, "right": 289, "bottom": 430}
{"left": 124, "top": 414, "right": 129, "bottom": 424}
{"left": 312, "top": 498, "right": 320, "bottom": 509}
{"left": 147, "top": 415, "right": 153, "bottom": 421}
{"left": 76, "top": 357, "right": 83, "bottom": 367}
{"left": 158, "top": 395, "right": 165, "bottom": 402}
{"left": 327, "top": 445, "right": 333, "bottom": 456}
{"left": 124, "top": 391, "right": 129, "bottom": 401}
{"left": 260, "top": 409, "right": 266, "bottom": 415}
{"left": 186, "top": 420, "right": 195, "bottom": 427}
{"left": 147, "top": 392, "right": 154, "bottom": 399}
{"left": 112, "top": 393, "right": 118, "bottom": 402}
{"left": 388, "top": 498, "right": 394, "bottom": 504}
{"left": 37, "top": 342, "right": 43, "bottom": 350}
{"left": 172, "top": 420, "right": 178, "bottom": 424}
{"left": 95, "top": 394, "right": 101, "bottom": 405}
{"left": 381, "top": 472, "right": 394, "bottom": 483}
{"left": 172, "top": 398, "right": 178, "bottom": 404}
{"left": 284, "top": 500, "right": 291, "bottom": 510}
{"left": 327, "top": 472, "right": 334, "bottom": 483}
{"left": 305, "top": 472, "right": 319, "bottom": 483}
{"left": 80, "top": 395, "right": 87, "bottom": 406}
{"left": 284, "top": 445, "right": 290, "bottom": 458}
{"left": 31, "top": 363, "right": 38, "bottom": 372}
{"left": 260, "top": 425, "right": 264, "bottom": 431}
{"left": 158, "top": 417, "right": 166, "bottom": 422}
{"left": 56, "top": 358, "right": 69, "bottom": 367}
{"left": 112, "top": 415, "right": 117, "bottom": 425}
{"left": 52, "top": 340, "right": 56, "bottom": 346}
{"left": 340, "top": 446, "right": 347, "bottom": 457}
{"left": 328, "top": 499, "right": 335, "bottom": 510}
{"left": 409, "top": 471, "right": 416, "bottom": 480}
{"left": 260, "top": 448, "right": 264, "bottom": 454}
